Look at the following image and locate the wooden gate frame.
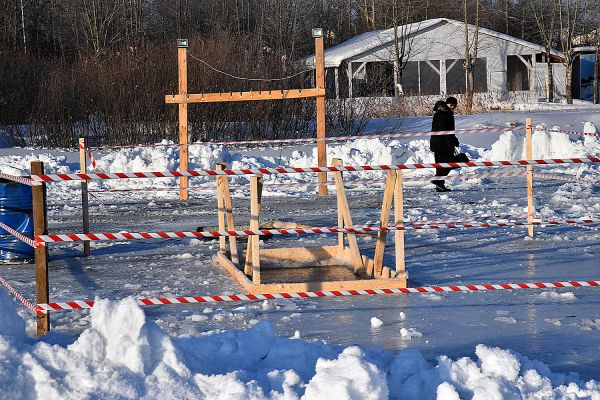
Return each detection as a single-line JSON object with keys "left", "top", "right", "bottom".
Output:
{"left": 214, "top": 158, "right": 407, "bottom": 293}
{"left": 165, "top": 32, "right": 328, "bottom": 201}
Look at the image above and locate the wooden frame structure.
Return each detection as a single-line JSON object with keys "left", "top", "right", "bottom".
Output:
{"left": 214, "top": 158, "right": 407, "bottom": 293}
{"left": 165, "top": 32, "right": 328, "bottom": 200}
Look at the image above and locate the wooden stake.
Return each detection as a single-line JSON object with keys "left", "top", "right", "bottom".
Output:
{"left": 178, "top": 45, "right": 189, "bottom": 201}
{"left": 79, "top": 138, "right": 90, "bottom": 257}
{"left": 31, "top": 161, "right": 49, "bottom": 335}
{"left": 216, "top": 164, "right": 227, "bottom": 253}
{"left": 373, "top": 171, "right": 397, "bottom": 277}
{"left": 217, "top": 163, "right": 239, "bottom": 265}
{"left": 332, "top": 159, "right": 364, "bottom": 274}
{"left": 333, "top": 159, "right": 345, "bottom": 252}
{"left": 315, "top": 35, "right": 327, "bottom": 196}
{"left": 394, "top": 170, "right": 406, "bottom": 276}
{"left": 526, "top": 117, "right": 534, "bottom": 238}
{"left": 245, "top": 175, "right": 263, "bottom": 283}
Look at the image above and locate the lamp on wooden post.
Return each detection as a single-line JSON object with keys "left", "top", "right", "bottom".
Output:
{"left": 313, "top": 28, "right": 327, "bottom": 196}
{"left": 178, "top": 38, "right": 189, "bottom": 201}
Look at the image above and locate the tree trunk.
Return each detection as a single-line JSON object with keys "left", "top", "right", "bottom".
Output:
{"left": 547, "top": 59, "right": 554, "bottom": 102}
{"left": 566, "top": 61, "right": 573, "bottom": 104}
{"left": 594, "top": 44, "right": 599, "bottom": 105}
{"left": 465, "top": 67, "right": 474, "bottom": 113}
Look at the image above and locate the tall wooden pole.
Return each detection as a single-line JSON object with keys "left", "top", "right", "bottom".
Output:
{"left": 31, "top": 161, "right": 49, "bottom": 335}
{"left": 178, "top": 40, "right": 189, "bottom": 201}
{"left": 394, "top": 170, "right": 405, "bottom": 276}
{"left": 526, "top": 117, "right": 534, "bottom": 238}
{"left": 79, "top": 138, "right": 90, "bottom": 257}
{"left": 315, "top": 31, "right": 327, "bottom": 196}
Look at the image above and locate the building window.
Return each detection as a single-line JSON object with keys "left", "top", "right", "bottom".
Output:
{"left": 400, "top": 60, "right": 440, "bottom": 96}
{"left": 507, "top": 55, "right": 531, "bottom": 91}
{"left": 446, "top": 58, "right": 487, "bottom": 94}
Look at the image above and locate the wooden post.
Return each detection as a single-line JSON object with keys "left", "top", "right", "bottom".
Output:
{"left": 315, "top": 32, "right": 327, "bottom": 196}
{"left": 216, "top": 164, "right": 227, "bottom": 254}
{"left": 178, "top": 40, "right": 189, "bottom": 201}
{"left": 245, "top": 175, "right": 263, "bottom": 283}
{"left": 373, "top": 171, "right": 397, "bottom": 277}
{"left": 526, "top": 117, "right": 534, "bottom": 238}
{"left": 79, "top": 138, "right": 90, "bottom": 257}
{"left": 217, "top": 163, "right": 239, "bottom": 266}
{"left": 31, "top": 161, "right": 49, "bottom": 335}
{"left": 332, "top": 158, "right": 364, "bottom": 274}
{"left": 394, "top": 170, "right": 405, "bottom": 276}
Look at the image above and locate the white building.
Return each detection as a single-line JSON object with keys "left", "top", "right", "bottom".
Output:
{"left": 306, "top": 18, "right": 565, "bottom": 101}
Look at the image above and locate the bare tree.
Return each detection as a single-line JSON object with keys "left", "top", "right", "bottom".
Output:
{"left": 463, "top": 0, "right": 480, "bottom": 113}
{"left": 531, "top": 0, "right": 560, "bottom": 102}
{"left": 386, "top": 0, "right": 419, "bottom": 96}
{"left": 557, "top": 0, "right": 581, "bottom": 104}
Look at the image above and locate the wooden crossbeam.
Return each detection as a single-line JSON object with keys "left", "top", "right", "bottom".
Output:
{"left": 165, "top": 88, "right": 324, "bottom": 104}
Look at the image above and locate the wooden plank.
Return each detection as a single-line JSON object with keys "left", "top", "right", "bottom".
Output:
{"left": 394, "top": 170, "right": 406, "bottom": 276}
{"left": 216, "top": 252, "right": 254, "bottom": 292}
{"left": 165, "top": 88, "right": 325, "bottom": 104}
{"left": 31, "top": 161, "right": 49, "bottom": 336}
{"left": 332, "top": 160, "right": 364, "bottom": 274}
{"left": 373, "top": 171, "right": 397, "bottom": 277}
{"left": 526, "top": 117, "right": 534, "bottom": 238}
{"left": 259, "top": 245, "right": 343, "bottom": 263}
{"left": 79, "top": 138, "right": 90, "bottom": 257}
{"left": 315, "top": 36, "right": 328, "bottom": 195}
{"left": 222, "top": 168, "right": 239, "bottom": 266}
{"left": 332, "top": 159, "right": 345, "bottom": 252}
{"left": 246, "top": 275, "right": 407, "bottom": 294}
{"left": 244, "top": 175, "right": 263, "bottom": 282}
{"left": 216, "top": 164, "right": 227, "bottom": 253}
{"left": 178, "top": 46, "right": 189, "bottom": 201}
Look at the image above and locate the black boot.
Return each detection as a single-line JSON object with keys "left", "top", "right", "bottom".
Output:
{"left": 431, "top": 180, "right": 452, "bottom": 192}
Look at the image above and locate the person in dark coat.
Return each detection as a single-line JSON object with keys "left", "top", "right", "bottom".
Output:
{"left": 430, "top": 97, "right": 459, "bottom": 192}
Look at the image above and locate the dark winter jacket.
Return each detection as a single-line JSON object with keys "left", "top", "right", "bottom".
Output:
{"left": 430, "top": 101, "right": 459, "bottom": 153}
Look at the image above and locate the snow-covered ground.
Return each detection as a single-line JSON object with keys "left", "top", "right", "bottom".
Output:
{"left": 0, "top": 110, "right": 599, "bottom": 399}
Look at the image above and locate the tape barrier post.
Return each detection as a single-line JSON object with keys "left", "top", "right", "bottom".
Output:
{"left": 315, "top": 31, "right": 327, "bottom": 196}
{"left": 31, "top": 161, "right": 50, "bottom": 335}
{"left": 35, "top": 280, "right": 600, "bottom": 313}
{"left": 526, "top": 117, "right": 534, "bottom": 238}
{"left": 178, "top": 40, "right": 189, "bottom": 201}
{"left": 79, "top": 138, "right": 91, "bottom": 257}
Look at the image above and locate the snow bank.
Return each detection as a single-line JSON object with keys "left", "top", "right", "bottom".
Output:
{"left": 0, "top": 292, "right": 599, "bottom": 399}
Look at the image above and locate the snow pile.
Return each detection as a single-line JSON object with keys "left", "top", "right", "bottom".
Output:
{"left": 1, "top": 292, "right": 600, "bottom": 399}
{"left": 486, "top": 124, "right": 599, "bottom": 161}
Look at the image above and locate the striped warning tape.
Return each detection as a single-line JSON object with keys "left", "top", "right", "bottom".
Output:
{"left": 0, "top": 172, "right": 39, "bottom": 186}
{"left": 567, "top": 222, "right": 600, "bottom": 232}
{"left": 88, "top": 170, "right": 529, "bottom": 194}
{"left": 0, "top": 274, "right": 37, "bottom": 313}
{"left": 34, "top": 218, "right": 600, "bottom": 244}
{"left": 29, "top": 158, "right": 600, "bottom": 183}
{"left": 79, "top": 142, "right": 97, "bottom": 171}
{"left": 35, "top": 280, "right": 600, "bottom": 313}
{"left": 534, "top": 172, "right": 599, "bottom": 186}
{"left": 87, "top": 127, "right": 516, "bottom": 150}
{"left": 0, "top": 221, "right": 39, "bottom": 248}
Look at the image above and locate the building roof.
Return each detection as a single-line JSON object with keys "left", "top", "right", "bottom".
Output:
{"left": 305, "top": 18, "right": 563, "bottom": 68}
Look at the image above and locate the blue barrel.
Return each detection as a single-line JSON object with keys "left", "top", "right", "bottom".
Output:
{"left": 0, "top": 179, "right": 34, "bottom": 262}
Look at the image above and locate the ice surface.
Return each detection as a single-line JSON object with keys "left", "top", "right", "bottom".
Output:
{"left": 0, "top": 110, "right": 599, "bottom": 398}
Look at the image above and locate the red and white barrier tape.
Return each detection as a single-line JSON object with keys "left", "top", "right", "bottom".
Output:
{"left": 79, "top": 143, "right": 97, "bottom": 171}
{"left": 0, "top": 172, "right": 39, "bottom": 187}
{"left": 567, "top": 222, "right": 600, "bottom": 232}
{"left": 0, "top": 221, "right": 39, "bottom": 248}
{"left": 88, "top": 128, "right": 516, "bottom": 151}
{"left": 88, "top": 170, "right": 529, "bottom": 194}
{"left": 411, "top": 214, "right": 528, "bottom": 225}
{"left": 0, "top": 274, "right": 37, "bottom": 313}
{"left": 34, "top": 218, "right": 599, "bottom": 245}
{"left": 29, "top": 158, "right": 600, "bottom": 183}
{"left": 534, "top": 172, "right": 599, "bottom": 186}
{"left": 35, "top": 280, "right": 600, "bottom": 313}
